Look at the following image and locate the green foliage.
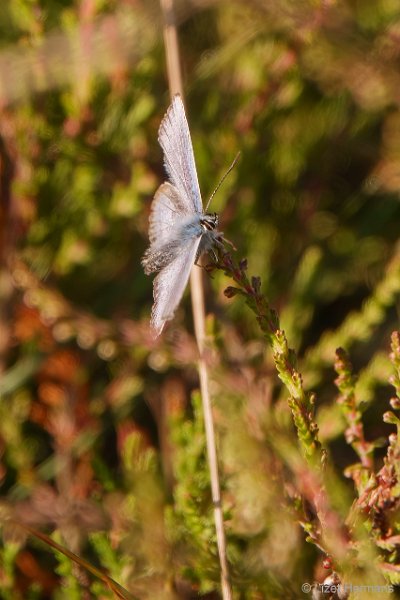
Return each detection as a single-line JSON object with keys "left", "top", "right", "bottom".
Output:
{"left": 167, "top": 391, "right": 218, "bottom": 592}
{"left": 2, "top": 0, "right": 400, "bottom": 598}
{"left": 53, "top": 531, "right": 82, "bottom": 600}
{"left": 0, "top": 541, "right": 20, "bottom": 599}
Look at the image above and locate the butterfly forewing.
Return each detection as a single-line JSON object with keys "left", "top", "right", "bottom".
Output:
{"left": 158, "top": 95, "right": 203, "bottom": 214}
{"left": 150, "top": 236, "right": 202, "bottom": 335}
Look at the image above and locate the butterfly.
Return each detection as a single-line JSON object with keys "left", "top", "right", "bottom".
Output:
{"left": 141, "top": 94, "right": 226, "bottom": 337}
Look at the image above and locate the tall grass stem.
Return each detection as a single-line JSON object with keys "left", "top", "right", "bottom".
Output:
{"left": 159, "top": 1, "right": 232, "bottom": 598}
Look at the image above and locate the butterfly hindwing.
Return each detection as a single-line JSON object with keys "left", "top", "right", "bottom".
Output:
{"left": 148, "top": 182, "right": 188, "bottom": 246}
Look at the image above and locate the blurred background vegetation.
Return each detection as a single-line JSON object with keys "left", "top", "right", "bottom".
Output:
{"left": 2, "top": 0, "right": 400, "bottom": 598}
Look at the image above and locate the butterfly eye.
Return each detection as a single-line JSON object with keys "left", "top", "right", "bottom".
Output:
{"left": 201, "top": 214, "right": 219, "bottom": 231}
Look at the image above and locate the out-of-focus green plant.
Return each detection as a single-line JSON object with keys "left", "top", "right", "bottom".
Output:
{"left": 2, "top": 0, "right": 400, "bottom": 598}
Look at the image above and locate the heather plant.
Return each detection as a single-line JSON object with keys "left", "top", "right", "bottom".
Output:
{"left": 1, "top": 1, "right": 400, "bottom": 599}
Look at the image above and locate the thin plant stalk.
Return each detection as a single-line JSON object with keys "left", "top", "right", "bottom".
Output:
{"left": 10, "top": 520, "right": 136, "bottom": 600}
{"left": 159, "top": 0, "right": 232, "bottom": 598}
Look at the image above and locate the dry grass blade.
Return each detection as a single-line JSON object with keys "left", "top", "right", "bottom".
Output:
{"left": 11, "top": 520, "right": 137, "bottom": 600}
{"left": 159, "top": 0, "right": 232, "bottom": 598}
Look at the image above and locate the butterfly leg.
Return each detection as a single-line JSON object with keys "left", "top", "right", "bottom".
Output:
{"left": 194, "top": 250, "right": 216, "bottom": 278}
{"left": 210, "top": 247, "right": 218, "bottom": 262}
{"left": 218, "top": 233, "right": 237, "bottom": 252}
{"left": 194, "top": 255, "right": 213, "bottom": 269}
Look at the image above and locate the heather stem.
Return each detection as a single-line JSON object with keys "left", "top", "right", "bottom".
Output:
{"left": 218, "top": 251, "right": 322, "bottom": 464}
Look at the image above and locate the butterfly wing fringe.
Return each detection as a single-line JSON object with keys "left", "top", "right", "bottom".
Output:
{"left": 141, "top": 238, "right": 182, "bottom": 275}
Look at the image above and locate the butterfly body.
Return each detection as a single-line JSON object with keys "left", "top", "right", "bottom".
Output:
{"left": 141, "top": 95, "right": 220, "bottom": 336}
{"left": 142, "top": 212, "right": 218, "bottom": 275}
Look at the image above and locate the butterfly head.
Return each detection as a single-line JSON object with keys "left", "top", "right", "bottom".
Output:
{"left": 200, "top": 212, "right": 219, "bottom": 231}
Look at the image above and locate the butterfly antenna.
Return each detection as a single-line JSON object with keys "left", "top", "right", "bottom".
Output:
{"left": 205, "top": 151, "right": 241, "bottom": 212}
